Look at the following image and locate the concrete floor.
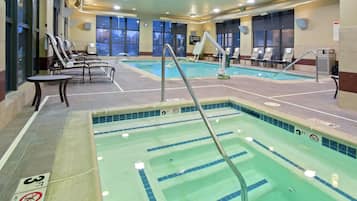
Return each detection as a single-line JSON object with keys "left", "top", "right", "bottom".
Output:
{"left": 0, "top": 59, "right": 356, "bottom": 201}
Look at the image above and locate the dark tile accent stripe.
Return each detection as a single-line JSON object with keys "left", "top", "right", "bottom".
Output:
{"left": 253, "top": 139, "right": 304, "bottom": 171}
{"left": 314, "top": 176, "right": 357, "bottom": 201}
{"left": 139, "top": 52, "right": 153, "bottom": 56}
{"left": 0, "top": 70, "right": 5, "bottom": 101}
{"left": 147, "top": 131, "right": 234, "bottom": 152}
{"left": 321, "top": 137, "right": 356, "bottom": 159}
{"left": 339, "top": 71, "right": 357, "bottom": 93}
{"left": 138, "top": 169, "right": 157, "bottom": 201}
{"left": 157, "top": 151, "right": 248, "bottom": 182}
{"left": 94, "top": 112, "right": 240, "bottom": 135}
{"left": 93, "top": 110, "right": 161, "bottom": 124}
{"left": 253, "top": 138, "right": 356, "bottom": 201}
{"left": 260, "top": 114, "right": 295, "bottom": 133}
{"left": 217, "top": 179, "right": 268, "bottom": 201}
{"left": 181, "top": 102, "right": 230, "bottom": 113}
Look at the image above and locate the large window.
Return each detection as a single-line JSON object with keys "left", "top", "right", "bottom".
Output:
{"left": 5, "top": 0, "right": 39, "bottom": 90}
{"left": 152, "top": 20, "right": 187, "bottom": 57}
{"left": 216, "top": 19, "right": 240, "bottom": 54}
{"left": 96, "top": 16, "right": 140, "bottom": 56}
{"left": 252, "top": 10, "right": 294, "bottom": 60}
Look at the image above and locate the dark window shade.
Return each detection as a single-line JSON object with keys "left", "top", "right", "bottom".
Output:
{"left": 96, "top": 16, "right": 110, "bottom": 29}
{"left": 252, "top": 10, "right": 294, "bottom": 60}
{"left": 96, "top": 16, "right": 140, "bottom": 56}
{"left": 216, "top": 19, "right": 240, "bottom": 51}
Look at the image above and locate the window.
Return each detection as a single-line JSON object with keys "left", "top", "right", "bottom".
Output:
{"left": 252, "top": 10, "right": 294, "bottom": 60}
{"left": 96, "top": 16, "right": 140, "bottom": 56}
{"left": 216, "top": 19, "right": 240, "bottom": 55}
{"left": 152, "top": 21, "right": 187, "bottom": 57}
{"left": 5, "top": 0, "right": 39, "bottom": 90}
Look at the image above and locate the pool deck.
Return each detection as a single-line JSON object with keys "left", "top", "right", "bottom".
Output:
{"left": 0, "top": 58, "right": 356, "bottom": 201}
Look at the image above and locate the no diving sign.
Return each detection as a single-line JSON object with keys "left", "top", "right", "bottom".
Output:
{"left": 12, "top": 188, "right": 46, "bottom": 201}
{"left": 11, "top": 173, "right": 50, "bottom": 201}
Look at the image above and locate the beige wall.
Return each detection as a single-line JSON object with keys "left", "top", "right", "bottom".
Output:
{"left": 39, "top": 0, "right": 54, "bottom": 57}
{"left": 0, "top": 0, "right": 5, "bottom": 71}
{"left": 240, "top": 16, "right": 252, "bottom": 56}
{"left": 338, "top": 0, "right": 357, "bottom": 111}
{"left": 68, "top": 10, "right": 96, "bottom": 51}
{"left": 186, "top": 23, "right": 203, "bottom": 54}
{"left": 339, "top": 0, "right": 357, "bottom": 74}
{"left": 138, "top": 14, "right": 154, "bottom": 53}
{"left": 294, "top": 0, "right": 339, "bottom": 59}
{"left": 201, "top": 22, "right": 216, "bottom": 54}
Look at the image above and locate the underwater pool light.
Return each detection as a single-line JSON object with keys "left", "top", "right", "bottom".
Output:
{"left": 102, "top": 191, "right": 109, "bottom": 196}
{"left": 245, "top": 137, "right": 253, "bottom": 142}
{"left": 97, "top": 156, "right": 103, "bottom": 161}
{"left": 135, "top": 162, "right": 145, "bottom": 170}
{"left": 122, "top": 133, "right": 129, "bottom": 138}
{"left": 304, "top": 170, "right": 316, "bottom": 178}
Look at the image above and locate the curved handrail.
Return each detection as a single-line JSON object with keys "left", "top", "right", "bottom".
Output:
{"left": 274, "top": 49, "right": 319, "bottom": 82}
{"left": 161, "top": 44, "right": 248, "bottom": 201}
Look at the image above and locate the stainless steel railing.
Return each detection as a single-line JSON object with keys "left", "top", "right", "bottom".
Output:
{"left": 275, "top": 49, "right": 319, "bottom": 82}
{"left": 161, "top": 44, "right": 248, "bottom": 201}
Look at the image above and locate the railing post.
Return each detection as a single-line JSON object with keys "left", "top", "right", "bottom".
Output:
{"left": 161, "top": 47, "right": 166, "bottom": 102}
{"left": 160, "top": 43, "right": 248, "bottom": 201}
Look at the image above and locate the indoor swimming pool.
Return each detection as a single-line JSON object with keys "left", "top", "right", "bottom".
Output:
{"left": 123, "top": 60, "right": 313, "bottom": 80}
{"left": 92, "top": 101, "right": 356, "bottom": 201}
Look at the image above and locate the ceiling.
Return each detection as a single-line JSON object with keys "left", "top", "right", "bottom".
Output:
{"left": 72, "top": 0, "right": 314, "bottom": 22}
{"left": 83, "top": 0, "right": 275, "bottom": 17}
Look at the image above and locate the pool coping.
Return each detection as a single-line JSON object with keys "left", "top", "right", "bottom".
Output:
{"left": 119, "top": 59, "right": 330, "bottom": 84}
{"left": 47, "top": 96, "right": 356, "bottom": 201}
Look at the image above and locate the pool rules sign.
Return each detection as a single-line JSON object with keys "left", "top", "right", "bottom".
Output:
{"left": 11, "top": 173, "right": 50, "bottom": 201}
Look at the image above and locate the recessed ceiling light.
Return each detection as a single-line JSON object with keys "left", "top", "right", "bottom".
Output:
{"left": 213, "top": 8, "right": 220, "bottom": 13}
{"left": 247, "top": 0, "right": 255, "bottom": 4}
{"left": 165, "top": 11, "right": 170, "bottom": 15}
{"left": 238, "top": 3, "right": 244, "bottom": 7}
{"left": 113, "top": 5, "right": 121, "bottom": 10}
{"left": 132, "top": 8, "right": 137, "bottom": 11}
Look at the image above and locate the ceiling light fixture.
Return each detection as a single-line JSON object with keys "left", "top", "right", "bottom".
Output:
{"left": 247, "top": 0, "right": 255, "bottom": 4}
{"left": 132, "top": 8, "right": 137, "bottom": 11}
{"left": 113, "top": 5, "right": 121, "bottom": 10}
{"left": 165, "top": 11, "right": 170, "bottom": 15}
{"left": 213, "top": 8, "right": 220, "bottom": 13}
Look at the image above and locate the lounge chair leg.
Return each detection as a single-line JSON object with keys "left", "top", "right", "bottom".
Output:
{"left": 89, "top": 68, "right": 92, "bottom": 81}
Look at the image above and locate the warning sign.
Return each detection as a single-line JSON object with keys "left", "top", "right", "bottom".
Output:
{"left": 15, "top": 173, "right": 50, "bottom": 193}
{"left": 11, "top": 187, "right": 46, "bottom": 201}
{"left": 11, "top": 173, "right": 50, "bottom": 201}
{"left": 19, "top": 192, "right": 42, "bottom": 201}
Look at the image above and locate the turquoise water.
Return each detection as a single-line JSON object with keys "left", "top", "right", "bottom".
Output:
{"left": 94, "top": 108, "right": 357, "bottom": 201}
{"left": 123, "top": 60, "right": 312, "bottom": 80}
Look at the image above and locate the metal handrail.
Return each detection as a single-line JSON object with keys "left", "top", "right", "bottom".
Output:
{"left": 161, "top": 44, "right": 248, "bottom": 201}
{"left": 275, "top": 49, "right": 319, "bottom": 82}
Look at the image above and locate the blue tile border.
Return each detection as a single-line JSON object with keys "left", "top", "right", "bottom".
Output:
{"left": 252, "top": 138, "right": 356, "bottom": 201}
{"left": 92, "top": 101, "right": 356, "bottom": 161}
{"left": 321, "top": 137, "right": 356, "bottom": 159}
{"left": 92, "top": 109, "right": 161, "bottom": 124}
{"left": 94, "top": 112, "right": 240, "bottom": 135}
{"left": 138, "top": 169, "right": 157, "bottom": 201}
{"left": 157, "top": 151, "right": 248, "bottom": 182}
{"left": 147, "top": 131, "right": 234, "bottom": 152}
{"left": 217, "top": 179, "right": 268, "bottom": 201}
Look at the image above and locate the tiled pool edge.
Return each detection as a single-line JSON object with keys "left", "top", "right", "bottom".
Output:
{"left": 92, "top": 98, "right": 356, "bottom": 160}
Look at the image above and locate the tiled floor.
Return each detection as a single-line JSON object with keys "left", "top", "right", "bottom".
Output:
{"left": 0, "top": 59, "right": 356, "bottom": 201}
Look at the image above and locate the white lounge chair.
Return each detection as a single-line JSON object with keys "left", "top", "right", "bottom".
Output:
{"left": 47, "top": 33, "right": 115, "bottom": 82}
{"left": 250, "top": 48, "right": 264, "bottom": 65}
{"left": 230, "top": 48, "right": 240, "bottom": 63}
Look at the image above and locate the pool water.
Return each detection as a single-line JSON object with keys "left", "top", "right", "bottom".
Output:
{"left": 123, "top": 60, "right": 312, "bottom": 80}
{"left": 93, "top": 107, "right": 357, "bottom": 201}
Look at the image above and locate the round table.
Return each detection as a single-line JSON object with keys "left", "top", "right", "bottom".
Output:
{"left": 27, "top": 75, "right": 72, "bottom": 111}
